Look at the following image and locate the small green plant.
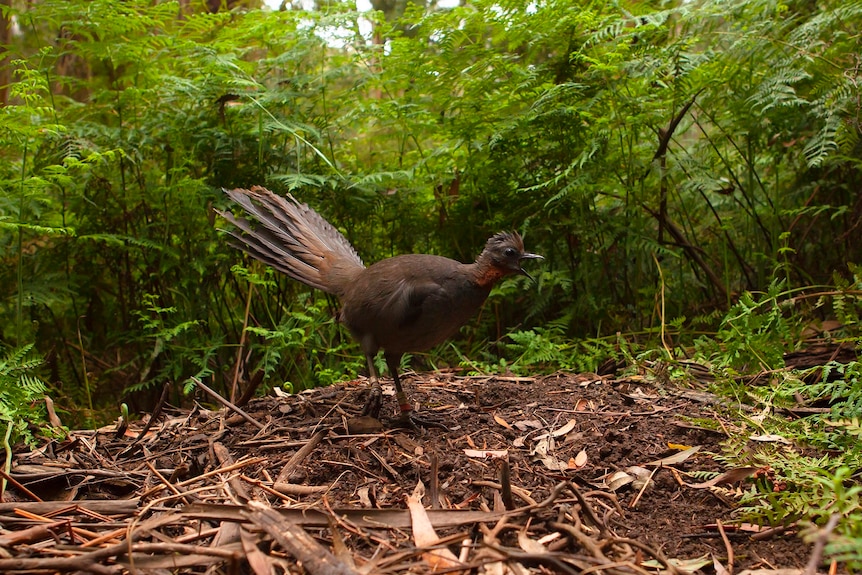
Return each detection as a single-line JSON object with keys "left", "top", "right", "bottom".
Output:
{"left": 460, "top": 326, "right": 619, "bottom": 375}
{"left": 128, "top": 293, "right": 206, "bottom": 395}
{"left": 695, "top": 280, "right": 800, "bottom": 373}
{"left": 0, "top": 344, "right": 54, "bottom": 446}
{"left": 243, "top": 297, "right": 362, "bottom": 391}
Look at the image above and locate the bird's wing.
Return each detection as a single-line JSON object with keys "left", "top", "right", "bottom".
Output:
{"left": 379, "top": 277, "right": 446, "bottom": 330}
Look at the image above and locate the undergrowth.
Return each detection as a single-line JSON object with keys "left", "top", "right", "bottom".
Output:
{"left": 0, "top": 344, "right": 58, "bottom": 447}
{"left": 690, "top": 280, "right": 862, "bottom": 568}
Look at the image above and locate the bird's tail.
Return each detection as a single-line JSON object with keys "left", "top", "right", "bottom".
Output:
{"left": 217, "top": 186, "right": 365, "bottom": 296}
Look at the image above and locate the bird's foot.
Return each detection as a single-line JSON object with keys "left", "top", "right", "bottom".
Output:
{"left": 393, "top": 410, "right": 449, "bottom": 432}
{"left": 345, "top": 380, "right": 386, "bottom": 435}
{"left": 360, "top": 380, "right": 383, "bottom": 419}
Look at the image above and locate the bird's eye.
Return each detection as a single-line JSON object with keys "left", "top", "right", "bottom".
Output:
{"left": 504, "top": 247, "right": 518, "bottom": 258}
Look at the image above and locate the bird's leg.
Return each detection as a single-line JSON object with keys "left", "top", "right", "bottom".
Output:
{"left": 360, "top": 354, "right": 383, "bottom": 419}
{"left": 386, "top": 355, "right": 413, "bottom": 417}
{"left": 386, "top": 354, "right": 448, "bottom": 431}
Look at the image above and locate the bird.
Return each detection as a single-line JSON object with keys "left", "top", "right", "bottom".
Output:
{"left": 217, "top": 186, "right": 542, "bottom": 429}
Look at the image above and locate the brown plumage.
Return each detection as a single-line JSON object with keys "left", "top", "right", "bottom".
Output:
{"left": 218, "top": 186, "right": 542, "bottom": 428}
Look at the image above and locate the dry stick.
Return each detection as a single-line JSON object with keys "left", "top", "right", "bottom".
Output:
{"left": 192, "top": 377, "right": 265, "bottom": 431}
{"left": 0, "top": 554, "right": 119, "bottom": 575}
{"left": 582, "top": 560, "right": 655, "bottom": 575}
{"left": 550, "top": 520, "right": 608, "bottom": 563}
{"left": 0, "top": 499, "right": 139, "bottom": 516}
{"left": 429, "top": 452, "right": 440, "bottom": 509}
{"left": 480, "top": 542, "right": 583, "bottom": 575}
{"left": 275, "top": 429, "right": 326, "bottom": 484}
{"left": 568, "top": 482, "right": 607, "bottom": 535}
{"left": 0, "top": 519, "right": 68, "bottom": 546}
{"left": 472, "top": 480, "right": 536, "bottom": 506}
{"left": 273, "top": 483, "right": 330, "bottom": 496}
{"left": 140, "top": 457, "right": 265, "bottom": 499}
{"left": 581, "top": 489, "right": 626, "bottom": 520}
{"left": 118, "top": 542, "right": 242, "bottom": 566}
{"left": 379, "top": 534, "right": 476, "bottom": 574}
{"left": 366, "top": 446, "right": 400, "bottom": 478}
{"left": 235, "top": 369, "right": 265, "bottom": 408}
{"left": 145, "top": 461, "right": 190, "bottom": 506}
{"left": 14, "top": 508, "right": 95, "bottom": 546}
{"left": 321, "top": 496, "right": 373, "bottom": 543}
{"left": 498, "top": 458, "right": 515, "bottom": 511}
{"left": 751, "top": 522, "right": 794, "bottom": 541}
{"left": 240, "top": 475, "right": 297, "bottom": 503}
{"left": 716, "top": 519, "right": 734, "bottom": 575}
{"left": 0, "top": 529, "right": 187, "bottom": 575}
{"left": 243, "top": 501, "right": 361, "bottom": 575}
{"left": 628, "top": 466, "right": 659, "bottom": 509}
{"left": 0, "top": 469, "right": 42, "bottom": 502}
{"left": 213, "top": 441, "right": 252, "bottom": 503}
{"left": 804, "top": 513, "right": 841, "bottom": 575}
{"left": 81, "top": 526, "right": 132, "bottom": 548}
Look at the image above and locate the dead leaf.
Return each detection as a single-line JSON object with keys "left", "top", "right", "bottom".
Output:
{"left": 536, "top": 419, "right": 577, "bottom": 439}
{"left": 749, "top": 433, "right": 792, "bottom": 444}
{"left": 642, "top": 554, "right": 712, "bottom": 571}
{"left": 606, "top": 470, "right": 635, "bottom": 491}
{"left": 530, "top": 437, "right": 568, "bottom": 471}
{"left": 572, "top": 449, "right": 588, "bottom": 468}
{"left": 541, "top": 457, "right": 568, "bottom": 471}
{"left": 407, "top": 481, "right": 464, "bottom": 573}
{"left": 532, "top": 437, "right": 552, "bottom": 456}
{"left": 241, "top": 527, "right": 273, "bottom": 575}
{"left": 493, "top": 413, "right": 512, "bottom": 429}
{"left": 357, "top": 486, "right": 372, "bottom": 508}
{"left": 713, "top": 554, "right": 731, "bottom": 575}
{"left": 574, "top": 398, "right": 591, "bottom": 411}
{"left": 517, "top": 527, "right": 547, "bottom": 554}
{"left": 645, "top": 445, "right": 701, "bottom": 467}
{"left": 687, "top": 467, "right": 759, "bottom": 489}
{"left": 513, "top": 419, "right": 544, "bottom": 431}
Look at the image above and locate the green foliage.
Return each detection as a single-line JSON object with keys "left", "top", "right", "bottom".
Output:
{"left": 1, "top": 0, "right": 861, "bottom": 433}
{"left": 807, "top": 362, "right": 862, "bottom": 419}
{"left": 695, "top": 290, "right": 862, "bottom": 567}
{"left": 694, "top": 281, "right": 800, "bottom": 372}
{"left": 242, "top": 296, "right": 362, "bottom": 391}
{"left": 0, "top": 345, "right": 54, "bottom": 446}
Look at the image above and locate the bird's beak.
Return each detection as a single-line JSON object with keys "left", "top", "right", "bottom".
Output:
{"left": 518, "top": 252, "right": 544, "bottom": 281}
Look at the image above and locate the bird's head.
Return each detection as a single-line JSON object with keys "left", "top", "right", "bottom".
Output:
{"left": 482, "top": 232, "right": 544, "bottom": 281}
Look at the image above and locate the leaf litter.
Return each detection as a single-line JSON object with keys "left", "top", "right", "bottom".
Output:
{"left": 1, "top": 371, "right": 816, "bottom": 574}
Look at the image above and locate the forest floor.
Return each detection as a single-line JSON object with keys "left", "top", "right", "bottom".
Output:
{"left": 3, "top": 369, "right": 817, "bottom": 574}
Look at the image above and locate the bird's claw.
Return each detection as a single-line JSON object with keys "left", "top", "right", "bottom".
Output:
{"left": 361, "top": 382, "right": 383, "bottom": 419}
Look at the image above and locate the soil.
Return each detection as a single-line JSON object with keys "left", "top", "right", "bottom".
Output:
{"left": 3, "top": 370, "right": 814, "bottom": 574}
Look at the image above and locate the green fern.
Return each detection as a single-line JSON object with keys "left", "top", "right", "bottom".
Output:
{"left": 0, "top": 345, "right": 54, "bottom": 446}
